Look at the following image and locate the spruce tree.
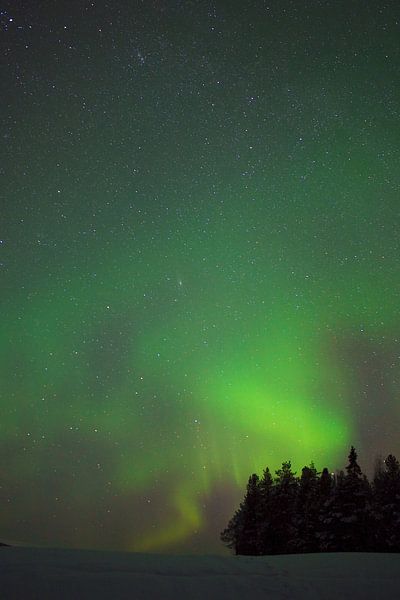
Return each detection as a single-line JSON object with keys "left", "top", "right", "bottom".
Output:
{"left": 315, "top": 467, "right": 333, "bottom": 551}
{"left": 373, "top": 454, "right": 400, "bottom": 551}
{"left": 292, "top": 463, "right": 319, "bottom": 552}
{"left": 221, "top": 446, "right": 400, "bottom": 555}
{"left": 319, "top": 467, "right": 333, "bottom": 501}
{"left": 321, "top": 447, "right": 371, "bottom": 551}
{"left": 346, "top": 445, "right": 362, "bottom": 477}
{"left": 220, "top": 505, "right": 244, "bottom": 554}
{"left": 258, "top": 467, "right": 276, "bottom": 554}
{"left": 271, "top": 461, "right": 298, "bottom": 554}
{"left": 223, "top": 474, "right": 263, "bottom": 555}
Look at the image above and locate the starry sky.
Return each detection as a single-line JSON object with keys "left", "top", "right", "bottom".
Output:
{"left": 1, "top": 0, "right": 400, "bottom": 554}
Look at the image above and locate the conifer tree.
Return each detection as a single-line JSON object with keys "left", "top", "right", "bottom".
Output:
{"left": 373, "top": 454, "right": 400, "bottom": 551}
{"left": 220, "top": 505, "right": 244, "bottom": 554}
{"left": 292, "top": 463, "right": 319, "bottom": 552}
{"left": 315, "top": 467, "right": 333, "bottom": 550}
{"left": 221, "top": 446, "right": 400, "bottom": 555}
{"left": 321, "top": 447, "right": 371, "bottom": 551}
{"left": 319, "top": 467, "right": 333, "bottom": 500}
{"left": 222, "top": 474, "right": 263, "bottom": 555}
{"left": 346, "top": 445, "right": 362, "bottom": 478}
{"left": 258, "top": 467, "right": 276, "bottom": 554}
{"left": 271, "top": 461, "right": 298, "bottom": 554}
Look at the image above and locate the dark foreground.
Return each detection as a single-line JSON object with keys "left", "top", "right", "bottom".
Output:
{"left": 1, "top": 547, "right": 399, "bottom": 599}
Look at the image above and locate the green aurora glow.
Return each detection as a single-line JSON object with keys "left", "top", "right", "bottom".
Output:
{"left": 1, "top": 0, "right": 400, "bottom": 552}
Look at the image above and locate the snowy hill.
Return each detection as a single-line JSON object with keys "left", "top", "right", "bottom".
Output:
{"left": 1, "top": 547, "right": 399, "bottom": 599}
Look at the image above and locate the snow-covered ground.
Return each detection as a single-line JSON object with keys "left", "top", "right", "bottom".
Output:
{"left": 1, "top": 546, "right": 399, "bottom": 599}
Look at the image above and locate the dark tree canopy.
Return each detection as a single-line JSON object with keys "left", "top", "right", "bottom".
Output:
{"left": 221, "top": 447, "right": 400, "bottom": 555}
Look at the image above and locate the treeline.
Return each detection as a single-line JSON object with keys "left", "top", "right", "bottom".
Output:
{"left": 221, "top": 447, "right": 400, "bottom": 555}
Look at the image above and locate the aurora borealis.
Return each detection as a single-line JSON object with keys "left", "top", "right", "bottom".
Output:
{"left": 1, "top": 0, "right": 400, "bottom": 554}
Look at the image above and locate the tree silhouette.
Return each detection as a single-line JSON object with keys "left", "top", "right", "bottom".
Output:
{"left": 319, "top": 448, "right": 371, "bottom": 551}
{"left": 315, "top": 467, "right": 333, "bottom": 550}
{"left": 373, "top": 454, "right": 400, "bottom": 551}
{"left": 258, "top": 467, "right": 275, "bottom": 554}
{"left": 291, "top": 463, "right": 319, "bottom": 553}
{"left": 236, "top": 473, "right": 263, "bottom": 555}
{"left": 270, "top": 461, "right": 298, "bottom": 554}
{"left": 220, "top": 506, "right": 243, "bottom": 554}
{"left": 221, "top": 446, "right": 399, "bottom": 555}
{"left": 220, "top": 473, "right": 263, "bottom": 555}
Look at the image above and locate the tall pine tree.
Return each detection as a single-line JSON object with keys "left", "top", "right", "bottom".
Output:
{"left": 373, "top": 454, "right": 400, "bottom": 551}
{"left": 291, "top": 463, "right": 319, "bottom": 553}
{"left": 221, "top": 474, "right": 264, "bottom": 555}
{"left": 258, "top": 467, "right": 276, "bottom": 554}
{"left": 321, "top": 447, "right": 371, "bottom": 551}
{"left": 270, "top": 461, "right": 298, "bottom": 554}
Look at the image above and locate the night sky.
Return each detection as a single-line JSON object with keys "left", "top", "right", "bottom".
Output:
{"left": 1, "top": 0, "right": 400, "bottom": 554}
